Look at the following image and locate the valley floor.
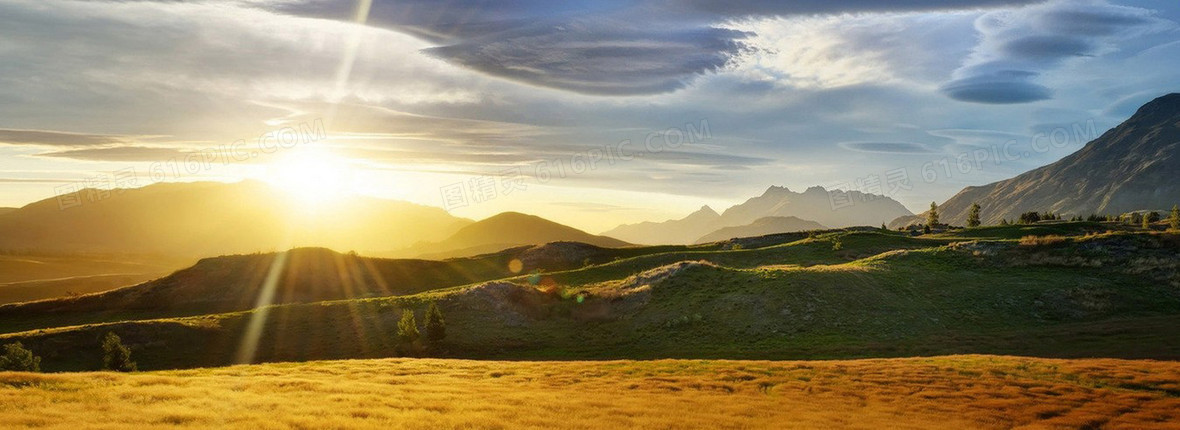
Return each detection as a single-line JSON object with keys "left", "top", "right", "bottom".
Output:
{"left": 2, "top": 355, "right": 1177, "bottom": 429}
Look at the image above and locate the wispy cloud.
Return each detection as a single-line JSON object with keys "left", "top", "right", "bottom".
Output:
{"left": 941, "top": 0, "right": 1173, "bottom": 104}
{"left": 0, "top": 129, "right": 128, "bottom": 147}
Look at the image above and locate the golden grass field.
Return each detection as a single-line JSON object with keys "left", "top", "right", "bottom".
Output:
{"left": 2, "top": 355, "right": 1178, "bottom": 429}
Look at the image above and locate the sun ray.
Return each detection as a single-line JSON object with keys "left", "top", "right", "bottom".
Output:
{"left": 234, "top": 250, "right": 289, "bottom": 364}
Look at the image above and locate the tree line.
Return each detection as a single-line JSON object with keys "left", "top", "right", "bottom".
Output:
{"left": 919, "top": 203, "right": 1180, "bottom": 230}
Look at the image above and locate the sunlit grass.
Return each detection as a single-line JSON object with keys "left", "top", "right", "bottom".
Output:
{"left": 1, "top": 355, "right": 1177, "bottom": 429}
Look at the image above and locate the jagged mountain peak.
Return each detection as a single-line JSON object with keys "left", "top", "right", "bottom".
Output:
{"left": 762, "top": 185, "right": 791, "bottom": 196}
{"left": 689, "top": 205, "right": 720, "bottom": 217}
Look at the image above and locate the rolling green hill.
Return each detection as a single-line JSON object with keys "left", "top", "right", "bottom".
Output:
{"left": 4, "top": 224, "right": 1179, "bottom": 372}
{"left": 0, "top": 239, "right": 740, "bottom": 334}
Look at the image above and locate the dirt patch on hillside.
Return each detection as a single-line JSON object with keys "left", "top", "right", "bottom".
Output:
{"left": 450, "top": 282, "right": 557, "bottom": 326}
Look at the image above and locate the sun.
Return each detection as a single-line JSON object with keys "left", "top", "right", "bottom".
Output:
{"left": 263, "top": 149, "right": 354, "bottom": 207}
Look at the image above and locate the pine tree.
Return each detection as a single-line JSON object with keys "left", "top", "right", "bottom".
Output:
{"left": 397, "top": 310, "right": 420, "bottom": 345}
{"left": 927, "top": 202, "right": 939, "bottom": 227}
{"left": 967, "top": 203, "right": 981, "bottom": 228}
{"left": 1170, "top": 205, "right": 1180, "bottom": 231}
{"left": 101, "top": 332, "right": 136, "bottom": 372}
{"left": 425, "top": 302, "right": 446, "bottom": 344}
{"left": 0, "top": 342, "right": 40, "bottom": 372}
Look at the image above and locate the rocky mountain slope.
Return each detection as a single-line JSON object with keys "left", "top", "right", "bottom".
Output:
{"left": 892, "top": 93, "right": 1180, "bottom": 227}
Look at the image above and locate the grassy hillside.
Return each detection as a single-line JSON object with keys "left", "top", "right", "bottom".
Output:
{"left": 0, "top": 239, "right": 744, "bottom": 334}
{"left": 0, "top": 230, "right": 933, "bottom": 336}
{"left": 2, "top": 356, "right": 1178, "bottom": 429}
{"left": 5, "top": 226, "right": 1180, "bottom": 371}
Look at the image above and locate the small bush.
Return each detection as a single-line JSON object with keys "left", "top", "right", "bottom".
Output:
{"left": 101, "top": 332, "right": 136, "bottom": 372}
{"left": 0, "top": 342, "right": 41, "bottom": 372}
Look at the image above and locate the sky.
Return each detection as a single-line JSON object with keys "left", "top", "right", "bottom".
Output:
{"left": 1, "top": 0, "right": 1178, "bottom": 232}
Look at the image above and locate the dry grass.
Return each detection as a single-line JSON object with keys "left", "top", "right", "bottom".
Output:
{"left": 1, "top": 355, "right": 1177, "bottom": 429}
{"left": 1019, "top": 235, "right": 1069, "bottom": 247}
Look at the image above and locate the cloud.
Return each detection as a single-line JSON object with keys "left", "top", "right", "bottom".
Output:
{"left": 256, "top": 0, "right": 1038, "bottom": 95}
{"left": 941, "top": 0, "right": 1172, "bottom": 104}
{"left": 839, "top": 142, "right": 940, "bottom": 154}
{"left": 1000, "top": 35, "right": 1094, "bottom": 58}
{"left": 668, "top": 0, "right": 1039, "bottom": 16}
{"left": 926, "top": 128, "right": 1025, "bottom": 146}
{"left": 940, "top": 69, "right": 1053, "bottom": 103}
{"left": 0, "top": 129, "right": 127, "bottom": 147}
{"left": 34, "top": 146, "right": 191, "bottom": 162}
{"left": 0, "top": 178, "right": 78, "bottom": 184}
{"left": 424, "top": 24, "right": 752, "bottom": 95}
{"left": 637, "top": 149, "right": 775, "bottom": 167}
{"left": 728, "top": 11, "right": 982, "bottom": 90}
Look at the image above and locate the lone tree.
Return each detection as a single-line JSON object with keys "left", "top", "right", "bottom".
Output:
{"left": 1170, "top": 205, "right": 1180, "bottom": 231}
{"left": 927, "top": 202, "right": 939, "bottom": 227}
{"left": 101, "top": 332, "right": 136, "bottom": 372}
{"left": 0, "top": 342, "right": 40, "bottom": 372}
{"left": 397, "top": 310, "right": 420, "bottom": 345}
{"left": 967, "top": 203, "right": 982, "bottom": 228}
{"left": 424, "top": 302, "right": 446, "bottom": 344}
{"left": 1143, "top": 213, "right": 1152, "bottom": 230}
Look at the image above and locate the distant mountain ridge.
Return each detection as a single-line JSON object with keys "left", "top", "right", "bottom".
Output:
{"left": 0, "top": 181, "right": 471, "bottom": 257}
{"left": 601, "top": 205, "right": 721, "bottom": 246}
{"left": 890, "top": 93, "right": 1180, "bottom": 227}
{"left": 395, "top": 212, "right": 631, "bottom": 259}
{"left": 605, "top": 186, "right": 912, "bottom": 244}
{"left": 694, "top": 216, "right": 825, "bottom": 244}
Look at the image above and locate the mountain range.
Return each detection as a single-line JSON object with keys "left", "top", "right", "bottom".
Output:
{"left": 891, "top": 93, "right": 1180, "bottom": 227}
{"left": 0, "top": 181, "right": 470, "bottom": 257}
{"left": 605, "top": 186, "right": 913, "bottom": 244}
{"left": 0, "top": 181, "right": 636, "bottom": 262}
